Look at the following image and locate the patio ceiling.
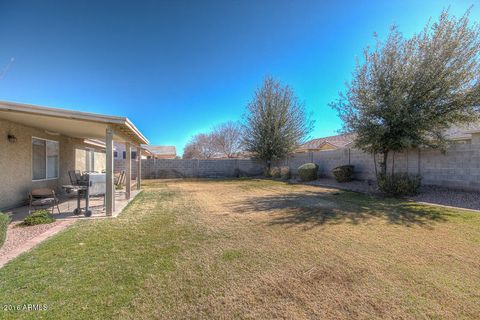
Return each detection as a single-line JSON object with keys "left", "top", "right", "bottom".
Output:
{"left": 0, "top": 100, "right": 148, "bottom": 145}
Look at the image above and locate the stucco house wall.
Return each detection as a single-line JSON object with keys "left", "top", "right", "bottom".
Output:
{"left": 0, "top": 118, "right": 105, "bottom": 209}
{"left": 74, "top": 148, "right": 106, "bottom": 173}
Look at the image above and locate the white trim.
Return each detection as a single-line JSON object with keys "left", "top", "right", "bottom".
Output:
{"left": 32, "top": 136, "right": 59, "bottom": 181}
{"left": 83, "top": 139, "right": 106, "bottom": 149}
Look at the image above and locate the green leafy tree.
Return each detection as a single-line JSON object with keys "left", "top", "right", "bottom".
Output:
{"left": 331, "top": 9, "right": 480, "bottom": 176}
{"left": 243, "top": 77, "right": 313, "bottom": 168}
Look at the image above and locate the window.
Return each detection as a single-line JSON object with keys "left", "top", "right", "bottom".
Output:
{"left": 32, "top": 137, "right": 59, "bottom": 180}
{"left": 86, "top": 148, "right": 95, "bottom": 172}
{"left": 114, "top": 151, "right": 118, "bottom": 158}
{"left": 122, "top": 151, "right": 136, "bottom": 159}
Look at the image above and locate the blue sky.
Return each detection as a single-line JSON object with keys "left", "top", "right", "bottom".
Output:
{"left": 0, "top": 0, "right": 478, "bottom": 154}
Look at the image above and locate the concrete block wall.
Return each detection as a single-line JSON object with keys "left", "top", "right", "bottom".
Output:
{"left": 114, "top": 139, "right": 480, "bottom": 191}
{"left": 278, "top": 141, "right": 480, "bottom": 191}
{"left": 237, "top": 159, "right": 266, "bottom": 176}
{"left": 114, "top": 159, "right": 138, "bottom": 180}
{"left": 115, "top": 158, "right": 265, "bottom": 179}
{"left": 143, "top": 159, "right": 197, "bottom": 178}
{"left": 418, "top": 143, "right": 480, "bottom": 190}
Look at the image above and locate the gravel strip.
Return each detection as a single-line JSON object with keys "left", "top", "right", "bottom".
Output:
{"left": 302, "top": 178, "right": 379, "bottom": 194}
{"left": 0, "top": 221, "right": 66, "bottom": 258}
{"left": 292, "top": 178, "right": 480, "bottom": 211}
{"left": 411, "top": 185, "right": 480, "bottom": 211}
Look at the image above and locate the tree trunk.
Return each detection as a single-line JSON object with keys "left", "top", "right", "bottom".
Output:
{"left": 391, "top": 151, "right": 395, "bottom": 177}
{"left": 373, "top": 152, "right": 378, "bottom": 179}
{"left": 381, "top": 151, "right": 388, "bottom": 176}
{"left": 266, "top": 160, "right": 271, "bottom": 175}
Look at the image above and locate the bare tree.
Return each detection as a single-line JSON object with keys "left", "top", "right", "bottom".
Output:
{"left": 242, "top": 76, "right": 314, "bottom": 168}
{"left": 182, "top": 140, "right": 201, "bottom": 159}
{"left": 212, "top": 121, "right": 243, "bottom": 158}
{"left": 331, "top": 9, "right": 480, "bottom": 176}
{"left": 182, "top": 133, "right": 217, "bottom": 159}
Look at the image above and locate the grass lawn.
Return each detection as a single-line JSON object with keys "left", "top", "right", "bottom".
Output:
{"left": 0, "top": 179, "right": 479, "bottom": 319}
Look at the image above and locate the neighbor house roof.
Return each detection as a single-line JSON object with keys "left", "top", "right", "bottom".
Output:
{"left": 299, "top": 133, "right": 356, "bottom": 151}
{"left": 0, "top": 100, "right": 149, "bottom": 145}
{"left": 142, "top": 145, "right": 176, "bottom": 157}
{"left": 444, "top": 122, "right": 480, "bottom": 141}
{"left": 299, "top": 122, "right": 480, "bottom": 152}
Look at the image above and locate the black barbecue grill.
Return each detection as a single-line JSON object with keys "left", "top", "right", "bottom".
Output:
{"left": 63, "top": 172, "right": 106, "bottom": 217}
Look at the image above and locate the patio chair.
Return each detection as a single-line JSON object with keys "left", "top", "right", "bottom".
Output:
{"left": 68, "top": 170, "right": 82, "bottom": 185}
{"left": 28, "top": 188, "right": 61, "bottom": 214}
{"left": 66, "top": 170, "right": 86, "bottom": 201}
{"left": 115, "top": 170, "right": 126, "bottom": 188}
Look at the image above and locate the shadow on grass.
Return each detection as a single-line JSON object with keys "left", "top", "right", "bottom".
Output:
{"left": 230, "top": 190, "right": 450, "bottom": 228}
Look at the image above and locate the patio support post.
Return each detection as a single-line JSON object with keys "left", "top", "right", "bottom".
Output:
{"left": 105, "top": 127, "right": 114, "bottom": 216}
{"left": 125, "top": 142, "right": 131, "bottom": 199}
{"left": 137, "top": 145, "right": 142, "bottom": 190}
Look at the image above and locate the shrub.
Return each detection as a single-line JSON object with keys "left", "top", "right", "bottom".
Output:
{"left": 23, "top": 210, "right": 55, "bottom": 226}
{"left": 378, "top": 173, "right": 422, "bottom": 196}
{"left": 298, "top": 163, "right": 319, "bottom": 181}
{"left": 0, "top": 212, "right": 9, "bottom": 249}
{"left": 269, "top": 166, "right": 281, "bottom": 178}
{"left": 280, "top": 166, "right": 291, "bottom": 180}
{"left": 332, "top": 165, "right": 354, "bottom": 182}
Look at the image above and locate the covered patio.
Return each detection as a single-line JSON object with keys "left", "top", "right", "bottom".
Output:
{"left": 0, "top": 100, "right": 149, "bottom": 218}
{"left": 5, "top": 189, "right": 142, "bottom": 222}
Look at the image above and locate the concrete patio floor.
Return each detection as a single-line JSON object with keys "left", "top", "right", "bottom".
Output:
{"left": 5, "top": 189, "right": 142, "bottom": 222}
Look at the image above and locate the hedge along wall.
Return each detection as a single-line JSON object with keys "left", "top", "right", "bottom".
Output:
{"left": 276, "top": 137, "right": 480, "bottom": 191}
{"left": 115, "top": 158, "right": 265, "bottom": 179}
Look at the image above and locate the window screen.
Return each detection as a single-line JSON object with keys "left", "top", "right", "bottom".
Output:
{"left": 32, "top": 138, "right": 46, "bottom": 180}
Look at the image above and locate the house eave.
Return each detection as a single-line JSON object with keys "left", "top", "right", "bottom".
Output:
{"left": 0, "top": 100, "right": 149, "bottom": 145}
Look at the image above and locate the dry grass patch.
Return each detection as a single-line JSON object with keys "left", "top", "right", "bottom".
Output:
{"left": 151, "top": 179, "right": 480, "bottom": 319}
{"left": 0, "top": 179, "right": 479, "bottom": 319}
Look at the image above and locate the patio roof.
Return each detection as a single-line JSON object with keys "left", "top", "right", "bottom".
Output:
{"left": 0, "top": 100, "right": 146, "bottom": 216}
{"left": 0, "top": 100, "right": 148, "bottom": 145}
{"left": 141, "top": 145, "right": 176, "bottom": 157}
